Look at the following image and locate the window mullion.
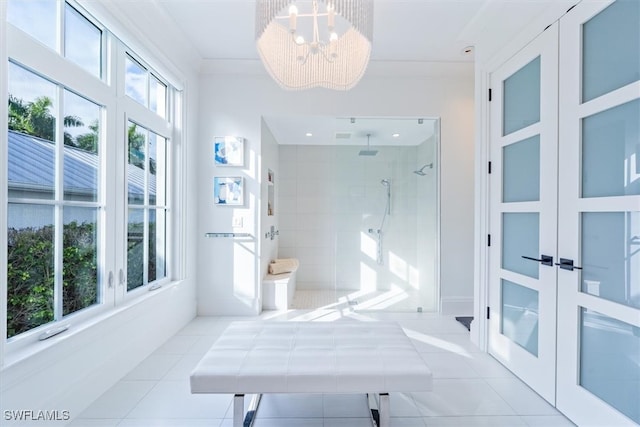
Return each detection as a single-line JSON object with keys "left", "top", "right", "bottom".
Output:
{"left": 56, "top": 0, "right": 65, "bottom": 56}
{"left": 143, "top": 129, "right": 150, "bottom": 285}
{"left": 54, "top": 84, "right": 65, "bottom": 321}
{"left": 143, "top": 208, "right": 149, "bottom": 285}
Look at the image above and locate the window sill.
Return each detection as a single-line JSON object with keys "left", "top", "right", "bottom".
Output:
{"left": 2, "top": 279, "right": 186, "bottom": 372}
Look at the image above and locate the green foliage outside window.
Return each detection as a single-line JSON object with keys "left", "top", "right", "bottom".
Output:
{"left": 8, "top": 94, "right": 98, "bottom": 150}
{"left": 7, "top": 222, "right": 97, "bottom": 338}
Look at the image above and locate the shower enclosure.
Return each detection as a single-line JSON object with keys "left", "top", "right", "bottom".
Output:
{"left": 276, "top": 117, "right": 439, "bottom": 312}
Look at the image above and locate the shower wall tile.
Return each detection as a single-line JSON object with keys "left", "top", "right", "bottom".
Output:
{"left": 277, "top": 144, "right": 433, "bottom": 294}
{"left": 335, "top": 164, "right": 365, "bottom": 183}
{"left": 296, "top": 230, "right": 335, "bottom": 248}
{"left": 296, "top": 145, "right": 337, "bottom": 162}
{"left": 297, "top": 196, "right": 333, "bottom": 214}
{"left": 295, "top": 246, "right": 336, "bottom": 267}
{"left": 297, "top": 213, "right": 335, "bottom": 231}
{"left": 279, "top": 213, "right": 298, "bottom": 231}
{"left": 297, "top": 179, "right": 334, "bottom": 197}
{"left": 297, "top": 265, "right": 335, "bottom": 284}
{"left": 278, "top": 161, "right": 298, "bottom": 179}
{"left": 296, "top": 161, "right": 334, "bottom": 179}
{"left": 278, "top": 179, "right": 298, "bottom": 197}
{"left": 334, "top": 213, "right": 365, "bottom": 231}
{"left": 279, "top": 145, "right": 297, "bottom": 163}
{"left": 277, "top": 246, "right": 296, "bottom": 259}
{"left": 278, "top": 196, "right": 298, "bottom": 214}
{"left": 277, "top": 229, "right": 297, "bottom": 248}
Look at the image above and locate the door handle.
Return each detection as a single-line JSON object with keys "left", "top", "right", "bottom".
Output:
{"left": 555, "top": 258, "right": 582, "bottom": 271}
{"left": 521, "top": 254, "right": 554, "bottom": 266}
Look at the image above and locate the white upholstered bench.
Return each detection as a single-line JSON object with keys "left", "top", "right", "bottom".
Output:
{"left": 190, "top": 321, "right": 432, "bottom": 427}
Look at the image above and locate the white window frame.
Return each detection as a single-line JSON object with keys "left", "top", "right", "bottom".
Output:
{"left": 2, "top": 0, "right": 182, "bottom": 362}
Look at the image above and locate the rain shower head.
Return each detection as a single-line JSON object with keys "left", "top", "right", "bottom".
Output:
{"left": 359, "top": 133, "right": 378, "bottom": 156}
{"left": 414, "top": 163, "right": 433, "bottom": 176}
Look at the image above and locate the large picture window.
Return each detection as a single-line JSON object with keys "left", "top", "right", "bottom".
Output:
{"left": 7, "top": 62, "right": 101, "bottom": 338}
{"left": 4, "top": 1, "right": 178, "bottom": 345}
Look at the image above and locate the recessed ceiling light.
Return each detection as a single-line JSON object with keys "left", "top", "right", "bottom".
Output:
{"left": 392, "top": 133, "right": 400, "bottom": 138}
{"left": 305, "top": 132, "right": 313, "bottom": 137}
{"left": 462, "top": 45, "right": 474, "bottom": 55}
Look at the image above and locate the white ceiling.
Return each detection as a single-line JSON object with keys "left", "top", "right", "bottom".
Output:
{"left": 158, "top": 0, "right": 486, "bottom": 62}
{"left": 101, "top": 0, "right": 575, "bottom": 145}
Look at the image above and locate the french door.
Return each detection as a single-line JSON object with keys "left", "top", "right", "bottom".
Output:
{"left": 556, "top": 1, "right": 640, "bottom": 425}
{"left": 488, "top": 23, "right": 559, "bottom": 404}
{"left": 490, "top": 0, "right": 640, "bottom": 424}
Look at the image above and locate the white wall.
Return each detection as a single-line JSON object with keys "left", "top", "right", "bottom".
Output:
{"left": 197, "top": 62, "right": 475, "bottom": 315}
{"left": 260, "top": 120, "right": 280, "bottom": 283}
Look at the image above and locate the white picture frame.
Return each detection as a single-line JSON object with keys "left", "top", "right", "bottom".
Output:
{"left": 214, "top": 176, "right": 244, "bottom": 206}
{"left": 214, "top": 136, "right": 245, "bottom": 166}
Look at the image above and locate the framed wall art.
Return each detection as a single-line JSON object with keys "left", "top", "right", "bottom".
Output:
{"left": 214, "top": 176, "right": 244, "bottom": 206}
{"left": 214, "top": 136, "right": 245, "bottom": 166}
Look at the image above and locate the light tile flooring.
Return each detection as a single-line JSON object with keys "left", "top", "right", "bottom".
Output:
{"left": 70, "top": 309, "right": 576, "bottom": 427}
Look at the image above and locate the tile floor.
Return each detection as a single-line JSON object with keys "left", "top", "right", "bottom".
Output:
{"left": 70, "top": 309, "right": 576, "bottom": 427}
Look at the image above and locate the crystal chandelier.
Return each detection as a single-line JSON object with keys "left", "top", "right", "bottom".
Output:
{"left": 255, "top": 0, "right": 374, "bottom": 90}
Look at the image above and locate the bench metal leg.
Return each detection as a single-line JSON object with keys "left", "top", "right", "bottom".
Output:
{"left": 379, "top": 393, "right": 390, "bottom": 427}
{"left": 233, "top": 394, "right": 244, "bottom": 427}
{"left": 233, "top": 393, "right": 262, "bottom": 427}
{"left": 366, "top": 393, "right": 390, "bottom": 427}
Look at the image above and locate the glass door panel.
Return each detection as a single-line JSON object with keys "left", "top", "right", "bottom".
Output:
{"left": 581, "top": 212, "right": 640, "bottom": 308}
{"left": 502, "top": 135, "right": 540, "bottom": 202}
{"left": 582, "top": 99, "right": 640, "bottom": 198}
{"left": 501, "top": 279, "right": 539, "bottom": 356}
{"left": 502, "top": 213, "right": 540, "bottom": 279}
{"left": 582, "top": 0, "right": 640, "bottom": 102}
{"left": 580, "top": 308, "right": 640, "bottom": 424}
{"left": 503, "top": 56, "right": 541, "bottom": 135}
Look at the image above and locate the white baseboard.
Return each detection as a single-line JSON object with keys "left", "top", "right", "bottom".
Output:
{"left": 440, "top": 297, "right": 474, "bottom": 316}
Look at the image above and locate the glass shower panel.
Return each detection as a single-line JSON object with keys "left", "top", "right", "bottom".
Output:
{"left": 501, "top": 279, "right": 539, "bottom": 356}
{"left": 503, "top": 135, "right": 540, "bottom": 202}
{"left": 582, "top": 99, "right": 640, "bottom": 198}
{"left": 580, "top": 308, "right": 640, "bottom": 423}
{"left": 502, "top": 212, "right": 540, "bottom": 279}
{"left": 582, "top": 0, "right": 640, "bottom": 103}
{"left": 581, "top": 212, "right": 640, "bottom": 309}
{"left": 503, "top": 56, "right": 541, "bottom": 136}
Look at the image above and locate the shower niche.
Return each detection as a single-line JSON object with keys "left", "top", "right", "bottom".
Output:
{"left": 268, "top": 116, "right": 440, "bottom": 312}
{"left": 267, "top": 169, "right": 275, "bottom": 216}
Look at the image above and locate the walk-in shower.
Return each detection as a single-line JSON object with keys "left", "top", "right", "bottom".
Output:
{"left": 273, "top": 116, "right": 439, "bottom": 312}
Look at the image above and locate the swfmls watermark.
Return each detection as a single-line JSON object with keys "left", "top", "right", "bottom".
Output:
{"left": 4, "top": 410, "right": 71, "bottom": 422}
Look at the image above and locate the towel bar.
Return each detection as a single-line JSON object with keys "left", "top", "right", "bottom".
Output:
{"left": 205, "top": 232, "right": 252, "bottom": 238}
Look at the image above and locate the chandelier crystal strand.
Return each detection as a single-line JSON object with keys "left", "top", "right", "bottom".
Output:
{"left": 256, "top": 0, "right": 373, "bottom": 90}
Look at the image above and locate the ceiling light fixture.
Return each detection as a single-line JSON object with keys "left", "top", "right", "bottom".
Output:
{"left": 305, "top": 132, "right": 313, "bottom": 136}
{"left": 392, "top": 133, "right": 400, "bottom": 138}
{"left": 255, "top": 0, "right": 374, "bottom": 91}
